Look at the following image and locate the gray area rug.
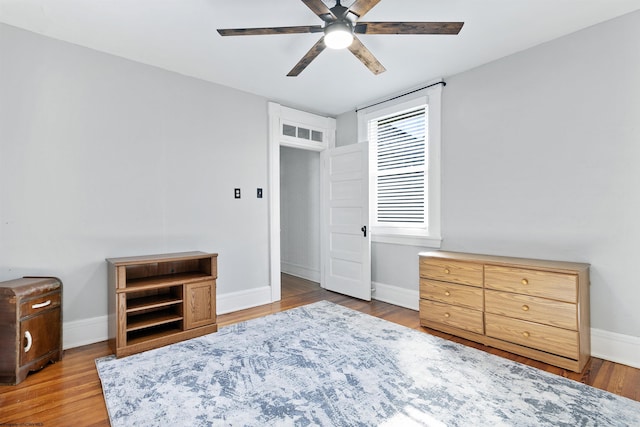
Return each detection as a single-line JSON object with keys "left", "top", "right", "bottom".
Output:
{"left": 96, "top": 301, "right": 640, "bottom": 426}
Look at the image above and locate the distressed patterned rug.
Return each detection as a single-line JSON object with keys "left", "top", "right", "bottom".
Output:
{"left": 96, "top": 301, "right": 640, "bottom": 426}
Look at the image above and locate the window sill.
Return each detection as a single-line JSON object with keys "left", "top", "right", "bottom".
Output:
{"left": 371, "top": 233, "right": 442, "bottom": 248}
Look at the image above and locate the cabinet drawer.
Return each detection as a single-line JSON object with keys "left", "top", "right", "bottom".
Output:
{"left": 485, "top": 313, "right": 578, "bottom": 360}
{"left": 20, "top": 292, "right": 61, "bottom": 318}
{"left": 420, "top": 258, "right": 483, "bottom": 287}
{"left": 420, "top": 299, "right": 484, "bottom": 334}
{"left": 420, "top": 279, "right": 483, "bottom": 310}
{"left": 485, "top": 290, "right": 577, "bottom": 330}
{"left": 484, "top": 265, "right": 577, "bottom": 303}
{"left": 20, "top": 308, "right": 62, "bottom": 366}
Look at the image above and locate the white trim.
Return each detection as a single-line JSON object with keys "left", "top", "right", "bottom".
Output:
{"left": 371, "top": 281, "right": 419, "bottom": 311}
{"left": 268, "top": 102, "right": 282, "bottom": 302}
{"left": 268, "top": 102, "right": 335, "bottom": 304}
{"left": 372, "top": 233, "right": 442, "bottom": 248}
{"left": 63, "top": 315, "right": 109, "bottom": 350}
{"left": 281, "top": 262, "right": 321, "bottom": 283}
{"left": 591, "top": 328, "right": 640, "bottom": 369}
{"left": 357, "top": 81, "right": 443, "bottom": 246}
{"left": 216, "top": 286, "right": 272, "bottom": 315}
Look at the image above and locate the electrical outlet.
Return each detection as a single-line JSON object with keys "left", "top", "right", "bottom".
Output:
{"left": 234, "top": 188, "right": 241, "bottom": 199}
{"left": 257, "top": 188, "right": 263, "bottom": 198}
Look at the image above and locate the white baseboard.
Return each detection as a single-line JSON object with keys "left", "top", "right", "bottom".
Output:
{"left": 371, "top": 281, "right": 419, "bottom": 311}
{"left": 591, "top": 328, "right": 640, "bottom": 369}
{"left": 216, "top": 286, "right": 272, "bottom": 315}
{"left": 61, "top": 282, "right": 640, "bottom": 370}
{"left": 63, "top": 315, "right": 109, "bottom": 350}
{"left": 281, "top": 262, "right": 320, "bottom": 283}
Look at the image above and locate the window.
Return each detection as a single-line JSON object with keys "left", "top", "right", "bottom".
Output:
{"left": 358, "top": 84, "right": 442, "bottom": 247}
{"left": 371, "top": 105, "right": 427, "bottom": 227}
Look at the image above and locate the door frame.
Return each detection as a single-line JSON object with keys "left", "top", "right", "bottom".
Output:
{"left": 267, "top": 102, "right": 336, "bottom": 301}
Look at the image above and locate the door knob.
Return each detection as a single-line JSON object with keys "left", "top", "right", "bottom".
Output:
{"left": 361, "top": 226, "right": 367, "bottom": 237}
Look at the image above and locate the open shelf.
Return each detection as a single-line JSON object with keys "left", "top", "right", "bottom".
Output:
{"left": 127, "top": 309, "right": 183, "bottom": 332}
{"left": 107, "top": 251, "right": 218, "bottom": 357}
{"left": 125, "top": 272, "right": 213, "bottom": 291}
{"left": 126, "top": 294, "right": 183, "bottom": 313}
{"left": 126, "top": 323, "right": 184, "bottom": 346}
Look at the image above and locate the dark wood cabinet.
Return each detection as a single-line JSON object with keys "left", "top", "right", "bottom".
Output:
{"left": 0, "top": 277, "right": 63, "bottom": 385}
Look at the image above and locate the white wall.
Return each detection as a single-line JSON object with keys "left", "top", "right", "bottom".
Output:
{"left": 280, "top": 147, "right": 321, "bottom": 282}
{"left": 336, "top": 112, "right": 357, "bottom": 148}
{"left": 336, "top": 11, "right": 640, "bottom": 341}
{"left": 0, "top": 24, "right": 270, "bottom": 328}
{"left": 442, "top": 10, "right": 640, "bottom": 338}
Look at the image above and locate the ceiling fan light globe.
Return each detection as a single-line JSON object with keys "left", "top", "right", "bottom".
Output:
{"left": 324, "top": 24, "right": 354, "bottom": 49}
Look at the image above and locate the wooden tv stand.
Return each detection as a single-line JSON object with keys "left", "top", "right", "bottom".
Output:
{"left": 107, "top": 251, "right": 218, "bottom": 358}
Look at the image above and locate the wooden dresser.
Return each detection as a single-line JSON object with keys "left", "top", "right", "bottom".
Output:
{"left": 107, "top": 252, "right": 218, "bottom": 358}
{"left": 419, "top": 251, "right": 590, "bottom": 372}
{"left": 0, "top": 277, "right": 63, "bottom": 385}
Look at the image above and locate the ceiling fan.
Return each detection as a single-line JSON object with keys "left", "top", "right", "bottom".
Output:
{"left": 217, "top": 0, "right": 464, "bottom": 76}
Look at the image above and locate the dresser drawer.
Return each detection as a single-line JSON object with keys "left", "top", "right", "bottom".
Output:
{"left": 484, "top": 265, "right": 577, "bottom": 303}
{"left": 485, "top": 290, "right": 577, "bottom": 330}
{"left": 20, "top": 292, "right": 61, "bottom": 318}
{"left": 420, "top": 299, "right": 484, "bottom": 334}
{"left": 420, "top": 279, "right": 483, "bottom": 310}
{"left": 485, "top": 313, "right": 578, "bottom": 360}
{"left": 420, "top": 258, "right": 483, "bottom": 287}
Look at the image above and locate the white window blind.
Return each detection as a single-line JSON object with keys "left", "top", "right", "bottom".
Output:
{"left": 370, "top": 105, "right": 427, "bottom": 227}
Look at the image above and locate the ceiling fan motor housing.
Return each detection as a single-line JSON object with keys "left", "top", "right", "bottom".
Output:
{"left": 324, "top": 20, "right": 354, "bottom": 49}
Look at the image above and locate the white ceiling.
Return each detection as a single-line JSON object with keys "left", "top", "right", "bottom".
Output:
{"left": 1, "top": 0, "right": 639, "bottom": 115}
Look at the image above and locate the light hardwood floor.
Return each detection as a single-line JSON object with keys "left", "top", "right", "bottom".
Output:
{"left": 1, "top": 274, "right": 638, "bottom": 425}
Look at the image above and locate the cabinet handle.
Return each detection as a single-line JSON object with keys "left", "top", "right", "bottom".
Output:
{"left": 32, "top": 300, "right": 52, "bottom": 309}
{"left": 522, "top": 305, "right": 529, "bottom": 311}
{"left": 444, "top": 312, "right": 451, "bottom": 318}
{"left": 444, "top": 291, "right": 451, "bottom": 296}
{"left": 522, "top": 331, "right": 530, "bottom": 338}
{"left": 521, "top": 278, "right": 528, "bottom": 285}
{"left": 24, "top": 331, "right": 33, "bottom": 353}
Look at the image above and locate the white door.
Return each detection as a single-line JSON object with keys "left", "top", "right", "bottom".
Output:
{"left": 322, "top": 143, "right": 371, "bottom": 300}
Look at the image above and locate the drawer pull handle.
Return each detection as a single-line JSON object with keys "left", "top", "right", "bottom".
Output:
{"left": 32, "top": 300, "right": 52, "bottom": 309}
{"left": 522, "top": 331, "right": 530, "bottom": 338}
{"left": 522, "top": 305, "right": 529, "bottom": 311}
{"left": 444, "top": 313, "right": 451, "bottom": 318}
{"left": 521, "top": 278, "right": 528, "bottom": 285}
{"left": 444, "top": 291, "right": 451, "bottom": 296}
{"left": 444, "top": 268, "right": 450, "bottom": 274}
{"left": 24, "top": 331, "right": 33, "bottom": 353}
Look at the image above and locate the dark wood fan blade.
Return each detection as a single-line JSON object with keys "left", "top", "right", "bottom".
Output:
{"left": 301, "top": 0, "right": 335, "bottom": 21}
{"left": 354, "top": 22, "right": 464, "bottom": 35}
{"left": 348, "top": 0, "right": 382, "bottom": 18}
{"left": 218, "top": 26, "right": 323, "bottom": 36}
{"left": 348, "top": 36, "right": 386, "bottom": 75}
{"left": 287, "top": 37, "right": 327, "bottom": 76}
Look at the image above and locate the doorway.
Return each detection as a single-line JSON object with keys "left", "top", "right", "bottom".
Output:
{"left": 267, "top": 102, "right": 335, "bottom": 302}
{"left": 280, "top": 146, "right": 321, "bottom": 284}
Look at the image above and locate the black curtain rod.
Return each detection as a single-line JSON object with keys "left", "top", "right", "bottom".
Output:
{"left": 355, "top": 81, "right": 446, "bottom": 113}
